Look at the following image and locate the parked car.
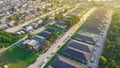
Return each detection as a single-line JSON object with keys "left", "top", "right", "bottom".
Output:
{"left": 39, "top": 62, "right": 44, "bottom": 67}
{"left": 90, "top": 56, "right": 95, "bottom": 63}
{"left": 43, "top": 58, "right": 49, "bottom": 63}
{"left": 94, "top": 47, "right": 98, "bottom": 51}
{"left": 57, "top": 45, "right": 60, "bottom": 48}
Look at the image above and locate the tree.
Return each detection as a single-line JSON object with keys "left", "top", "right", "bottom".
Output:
{"left": 65, "top": 15, "right": 80, "bottom": 27}
{"left": 50, "top": 32, "right": 58, "bottom": 42}
{"left": 8, "top": 16, "right": 16, "bottom": 21}
{"left": 37, "top": 7, "right": 41, "bottom": 12}
{"left": 8, "top": 14, "right": 21, "bottom": 21}
{"left": 45, "top": 16, "right": 50, "bottom": 20}
{"left": 28, "top": 34, "right": 34, "bottom": 38}
{"left": 51, "top": 32, "right": 58, "bottom": 39}
{"left": 0, "top": 31, "right": 24, "bottom": 48}
{"left": 99, "top": 56, "right": 107, "bottom": 64}
{"left": 54, "top": 13, "right": 64, "bottom": 21}
{"left": 44, "top": 40, "right": 51, "bottom": 47}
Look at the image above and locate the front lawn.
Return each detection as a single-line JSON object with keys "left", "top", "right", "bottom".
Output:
{"left": 0, "top": 46, "right": 37, "bottom": 68}
{"left": 45, "top": 24, "right": 63, "bottom": 31}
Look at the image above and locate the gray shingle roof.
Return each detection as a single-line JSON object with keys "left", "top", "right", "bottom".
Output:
{"left": 61, "top": 47, "right": 88, "bottom": 63}
{"left": 74, "top": 32, "right": 98, "bottom": 44}
{"left": 51, "top": 57, "right": 75, "bottom": 68}
{"left": 67, "top": 40, "right": 91, "bottom": 53}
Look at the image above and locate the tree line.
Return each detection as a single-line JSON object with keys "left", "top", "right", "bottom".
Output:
{"left": 0, "top": 31, "right": 24, "bottom": 48}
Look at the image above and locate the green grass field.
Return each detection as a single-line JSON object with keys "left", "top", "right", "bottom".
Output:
{"left": 45, "top": 24, "right": 63, "bottom": 31}
{"left": 0, "top": 46, "right": 37, "bottom": 68}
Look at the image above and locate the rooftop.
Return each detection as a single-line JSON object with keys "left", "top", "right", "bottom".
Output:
{"left": 50, "top": 55, "right": 86, "bottom": 68}
{"left": 32, "top": 35, "right": 45, "bottom": 44}
{"left": 61, "top": 47, "right": 88, "bottom": 63}
{"left": 74, "top": 31, "right": 98, "bottom": 44}
{"left": 45, "top": 28, "right": 58, "bottom": 33}
{"left": 81, "top": 9, "right": 109, "bottom": 34}
{"left": 38, "top": 31, "right": 51, "bottom": 40}
{"left": 67, "top": 40, "right": 94, "bottom": 53}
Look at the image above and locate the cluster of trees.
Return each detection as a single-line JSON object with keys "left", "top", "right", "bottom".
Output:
{"left": 62, "top": 8, "right": 69, "bottom": 14}
{"left": 0, "top": 31, "right": 23, "bottom": 48}
{"left": 8, "top": 14, "right": 21, "bottom": 21}
{"left": 49, "top": 32, "right": 58, "bottom": 42}
{"left": 54, "top": 13, "right": 64, "bottom": 21}
{"left": 43, "top": 32, "right": 58, "bottom": 48}
{"left": 99, "top": 8, "right": 120, "bottom": 68}
{"left": 44, "top": 40, "right": 51, "bottom": 47}
{"left": 65, "top": 15, "right": 80, "bottom": 27}
{"left": 37, "top": 7, "right": 41, "bottom": 12}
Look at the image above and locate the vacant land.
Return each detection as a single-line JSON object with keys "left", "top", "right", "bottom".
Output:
{"left": 0, "top": 46, "right": 37, "bottom": 68}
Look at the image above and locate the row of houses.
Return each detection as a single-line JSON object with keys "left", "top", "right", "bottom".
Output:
{"left": 49, "top": 8, "right": 111, "bottom": 68}
{"left": 16, "top": 19, "right": 43, "bottom": 35}
{"left": 81, "top": 8, "right": 111, "bottom": 35}
{"left": 0, "top": 1, "right": 61, "bottom": 30}
{"left": 0, "top": 19, "right": 10, "bottom": 30}
{"left": 15, "top": 7, "right": 69, "bottom": 35}
{"left": 0, "top": 0, "right": 29, "bottom": 15}
{"left": 49, "top": 29, "right": 100, "bottom": 68}
{"left": 49, "top": 30, "right": 99, "bottom": 68}
{"left": 48, "top": 6, "right": 86, "bottom": 30}
{"left": 22, "top": 28, "right": 60, "bottom": 52}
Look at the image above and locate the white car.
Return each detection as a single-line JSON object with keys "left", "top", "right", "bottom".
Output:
{"left": 94, "top": 47, "right": 98, "bottom": 51}
{"left": 90, "top": 56, "right": 95, "bottom": 63}
{"left": 16, "top": 32, "right": 21, "bottom": 35}
{"left": 43, "top": 58, "right": 49, "bottom": 63}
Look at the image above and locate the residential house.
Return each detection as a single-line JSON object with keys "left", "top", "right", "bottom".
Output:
{"left": 38, "top": 31, "right": 51, "bottom": 40}
{"left": 0, "top": 23, "right": 8, "bottom": 30}
{"left": 8, "top": 20, "right": 15, "bottom": 26}
{"left": 74, "top": 32, "right": 98, "bottom": 45}
{"left": 45, "top": 28, "right": 59, "bottom": 34}
{"left": 61, "top": 39, "right": 94, "bottom": 64}
{"left": 22, "top": 25, "right": 33, "bottom": 32}
{"left": 29, "top": 23, "right": 38, "bottom": 29}
{"left": 24, "top": 15, "right": 31, "bottom": 20}
{"left": 50, "top": 55, "right": 86, "bottom": 68}
{"left": 55, "top": 21, "right": 67, "bottom": 28}
{"left": 23, "top": 35, "right": 45, "bottom": 52}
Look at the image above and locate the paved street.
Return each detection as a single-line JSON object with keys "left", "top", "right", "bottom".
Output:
{"left": 28, "top": 7, "right": 96, "bottom": 68}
